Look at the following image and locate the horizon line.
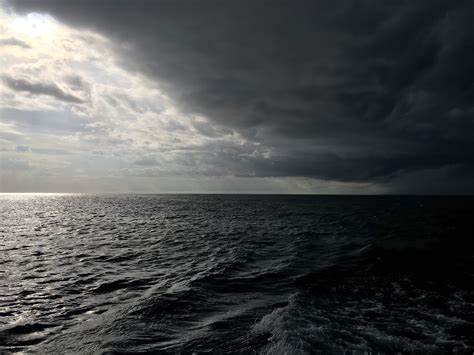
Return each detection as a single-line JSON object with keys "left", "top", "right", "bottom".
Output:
{"left": 1, "top": 192, "right": 473, "bottom": 197}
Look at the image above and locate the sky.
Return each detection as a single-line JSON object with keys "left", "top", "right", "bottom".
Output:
{"left": 1, "top": 0, "right": 473, "bottom": 194}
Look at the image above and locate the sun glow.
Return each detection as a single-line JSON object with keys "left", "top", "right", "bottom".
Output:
{"left": 11, "top": 13, "right": 55, "bottom": 38}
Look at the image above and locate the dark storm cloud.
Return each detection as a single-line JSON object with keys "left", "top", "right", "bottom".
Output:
{"left": 2, "top": 74, "right": 85, "bottom": 103}
{"left": 7, "top": 0, "right": 474, "bottom": 192}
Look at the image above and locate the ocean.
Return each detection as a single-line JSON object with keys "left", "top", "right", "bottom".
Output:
{"left": 1, "top": 194, "right": 473, "bottom": 353}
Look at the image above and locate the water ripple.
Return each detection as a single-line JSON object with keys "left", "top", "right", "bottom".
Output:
{"left": 1, "top": 194, "right": 473, "bottom": 353}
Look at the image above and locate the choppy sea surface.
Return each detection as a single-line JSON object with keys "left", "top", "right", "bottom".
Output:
{"left": 1, "top": 194, "right": 473, "bottom": 353}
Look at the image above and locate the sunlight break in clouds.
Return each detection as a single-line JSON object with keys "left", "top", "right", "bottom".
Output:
{"left": 0, "top": 7, "right": 377, "bottom": 194}
{"left": 0, "top": 6, "right": 385, "bottom": 193}
{"left": 11, "top": 12, "right": 53, "bottom": 38}
{"left": 0, "top": 8, "right": 252, "bottom": 192}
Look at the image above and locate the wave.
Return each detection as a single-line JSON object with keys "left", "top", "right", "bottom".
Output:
{"left": 2, "top": 195, "right": 473, "bottom": 353}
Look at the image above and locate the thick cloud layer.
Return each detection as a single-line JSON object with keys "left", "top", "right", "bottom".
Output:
{"left": 4, "top": 0, "right": 474, "bottom": 192}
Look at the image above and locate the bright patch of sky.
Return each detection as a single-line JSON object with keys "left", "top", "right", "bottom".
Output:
{"left": 0, "top": 7, "right": 384, "bottom": 193}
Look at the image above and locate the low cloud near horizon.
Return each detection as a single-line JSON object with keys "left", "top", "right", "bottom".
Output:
{"left": 1, "top": 0, "right": 473, "bottom": 194}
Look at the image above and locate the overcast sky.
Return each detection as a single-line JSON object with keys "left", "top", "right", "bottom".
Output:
{"left": 1, "top": 0, "right": 473, "bottom": 193}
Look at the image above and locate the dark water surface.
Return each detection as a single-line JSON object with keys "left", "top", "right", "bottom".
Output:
{"left": 1, "top": 194, "right": 473, "bottom": 353}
